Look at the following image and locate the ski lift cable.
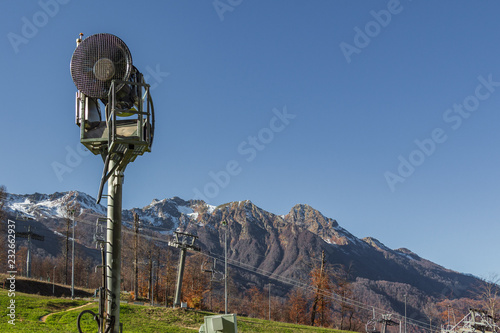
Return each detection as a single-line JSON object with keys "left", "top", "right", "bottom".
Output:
{"left": 73, "top": 212, "right": 444, "bottom": 332}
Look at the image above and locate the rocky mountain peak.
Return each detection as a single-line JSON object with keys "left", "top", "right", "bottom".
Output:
{"left": 284, "top": 204, "right": 359, "bottom": 246}
{"left": 286, "top": 204, "right": 338, "bottom": 227}
{"left": 395, "top": 248, "right": 421, "bottom": 260}
{"left": 363, "top": 237, "right": 392, "bottom": 253}
{"left": 209, "top": 200, "right": 277, "bottom": 232}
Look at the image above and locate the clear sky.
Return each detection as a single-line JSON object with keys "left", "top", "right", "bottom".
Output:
{"left": 2, "top": 0, "right": 500, "bottom": 280}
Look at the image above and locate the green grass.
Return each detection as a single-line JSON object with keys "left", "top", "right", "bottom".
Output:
{"left": 237, "top": 317, "right": 353, "bottom": 333}
{"left": 0, "top": 289, "right": 353, "bottom": 332}
{"left": 1, "top": 289, "right": 88, "bottom": 332}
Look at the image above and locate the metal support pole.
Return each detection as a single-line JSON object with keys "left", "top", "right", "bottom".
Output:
{"left": 17, "top": 225, "right": 43, "bottom": 278}
{"left": 224, "top": 224, "right": 228, "bottom": 315}
{"left": 99, "top": 243, "right": 106, "bottom": 333}
{"left": 404, "top": 294, "right": 407, "bottom": 333}
{"left": 173, "top": 248, "right": 187, "bottom": 308}
{"left": 71, "top": 210, "right": 75, "bottom": 299}
{"left": 26, "top": 230, "right": 31, "bottom": 278}
{"left": 106, "top": 161, "right": 123, "bottom": 333}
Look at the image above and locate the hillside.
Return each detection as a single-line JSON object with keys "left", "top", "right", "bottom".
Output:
{"left": 1, "top": 288, "right": 346, "bottom": 332}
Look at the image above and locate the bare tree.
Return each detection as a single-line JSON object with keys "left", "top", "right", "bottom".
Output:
{"left": 333, "top": 262, "right": 356, "bottom": 330}
{"left": 423, "top": 300, "right": 439, "bottom": 332}
{"left": 476, "top": 273, "right": 500, "bottom": 320}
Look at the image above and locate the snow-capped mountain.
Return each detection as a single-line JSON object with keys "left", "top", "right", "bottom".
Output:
{"left": 5, "top": 191, "right": 217, "bottom": 233}
{"left": 6, "top": 191, "right": 107, "bottom": 218}
{"left": 121, "top": 196, "right": 215, "bottom": 231}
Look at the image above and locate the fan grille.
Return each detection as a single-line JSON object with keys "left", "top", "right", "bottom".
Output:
{"left": 71, "top": 33, "right": 132, "bottom": 99}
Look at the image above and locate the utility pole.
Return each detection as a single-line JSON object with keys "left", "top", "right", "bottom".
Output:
{"left": 202, "top": 258, "right": 224, "bottom": 312}
{"left": 223, "top": 220, "right": 228, "bottom": 314}
{"left": 65, "top": 214, "right": 70, "bottom": 284}
{"left": 71, "top": 209, "right": 75, "bottom": 299}
{"left": 404, "top": 294, "right": 407, "bottom": 333}
{"left": 17, "top": 225, "right": 44, "bottom": 278}
{"left": 27, "top": 226, "right": 32, "bottom": 278}
{"left": 133, "top": 213, "right": 139, "bottom": 301}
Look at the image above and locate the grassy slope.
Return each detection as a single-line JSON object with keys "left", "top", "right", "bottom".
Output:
{"left": 0, "top": 289, "right": 352, "bottom": 332}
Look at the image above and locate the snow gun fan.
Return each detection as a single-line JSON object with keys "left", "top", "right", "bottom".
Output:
{"left": 70, "top": 33, "right": 133, "bottom": 99}
{"left": 70, "top": 32, "right": 155, "bottom": 203}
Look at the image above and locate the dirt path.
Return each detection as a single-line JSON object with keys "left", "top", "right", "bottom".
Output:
{"left": 40, "top": 302, "right": 94, "bottom": 322}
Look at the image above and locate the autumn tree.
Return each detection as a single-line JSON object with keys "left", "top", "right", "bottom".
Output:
{"left": 435, "top": 298, "right": 480, "bottom": 328}
{"left": 182, "top": 253, "right": 209, "bottom": 309}
{"left": 287, "top": 287, "right": 309, "bottom": 324}
{"left": 310, "top": 250, "right": 333, "bottom": 327}
{"left": 270, "top": 295, "right": 285, "bottom": 322}
{"left": 244, "top": 285, "right": 266, "bottom": 318}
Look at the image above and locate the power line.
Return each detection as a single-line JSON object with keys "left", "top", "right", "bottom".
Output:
{"left": 68, "top": 211, "right": 442, "bottom": 332}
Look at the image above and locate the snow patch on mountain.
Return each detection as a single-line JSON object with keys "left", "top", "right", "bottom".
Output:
{"left": 206, "top": 205, "right": 216, "bottom": 214}
{"left": 177, "top": 206, "right": 192, "bottom": 214}
{"left": 6, "top": 191, "right": 106, "bottom": 218}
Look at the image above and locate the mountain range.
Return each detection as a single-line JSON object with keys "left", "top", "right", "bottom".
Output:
{"left": 4, "top": 190, "right": 481, "bottom": 322}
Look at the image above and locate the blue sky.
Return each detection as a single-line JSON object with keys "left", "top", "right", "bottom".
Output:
{"left": 2, "top": 0, "right": 500, "bottom": 280}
